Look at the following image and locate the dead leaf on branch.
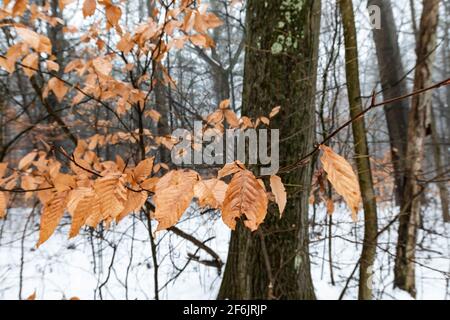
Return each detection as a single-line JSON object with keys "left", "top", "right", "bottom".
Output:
{"left": 92, "top": 57, "right": 112, "bottom": 76}
{"left": 93, "top": 175, "right": 127, "bottom": 220}
{"left": 105, "top": 4, "right": 122, "bottom": 28}
{"left": 144, "top": 109, "right": 161, "bottom": 122}
{"left": 37, "top": 190, "right": 69, "bottom": 247}
{"left": 319, "top": 145, "right": 361, "bottom": 220}
{"left": 194, "top": 179, "right": 227, "bottom": 209}
{"left": 47, "top": 77, "right": 68, "bottom": 102}
{"left": 15, "top": 27, "right": 51, "bottom": 54}
{"left": 326, "top": 198, "right": 335, "bottom": 215}
{"left": 116, "top": 189, "right": 147, "bottom": 222}
{"left": 270, "top": 175, "right": 287, "bottom": 217}
{"left": 140, "top": 177, "right": 159, "bottom": 192}
{"left": 0, "top": 163, "right": 8, "bottom": 178}
{"left": 82, "top": 0, "right": 96, "bottom": 17}
{"left": 67, "top": 187, "right": 99, "bottom": 238}
{"left": 217, "top": 161, "right": 245, "bottom": 179}
{"left": 46, "top": 60, "right": 59, "bottom": 72}
{"left": 133, "top": 157, "right": 154, "bottom": 183}
{"left": 53, "top": 173, "right": 76, "bottom": 193}
{"left": 222, "top": 169, "right": 268, "bottom": 231}
{"left": 269, "top": 106, "right": 281, "bottom": 118}
{"left": 0, "top": 192, "right": 9, "bottom": 219}
{"left": 22, "top": 53, "right": 38, "bottom": 78}
{"left": 153, "top": 170, "right": 199, "bottom": 231}
{"left": 206, "top": 99, "right": 240, "bottom": 128}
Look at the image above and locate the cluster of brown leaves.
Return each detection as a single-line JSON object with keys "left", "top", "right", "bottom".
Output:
{"left": 0, "top": 141, "right": 288, "bottom": 247}
{"left": 8, "top": 142, "right": 157, "bottom": 246}
{"left": 1, "top": 0, "right": 225, "bottom": 116}
{"left": 0, "top": 1, "right": 363, "bottom": 249}
{"left": 206, "top": 100, "right": 281, "bottom": 131}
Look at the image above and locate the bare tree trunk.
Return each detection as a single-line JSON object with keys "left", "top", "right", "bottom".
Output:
{"left": 394, "top": 0, "right": 440, "bottom": 297}
{"left": 0, "top": 95, "right": 4, "bottom": 153}
{"left": 210, "top": 1, "right": 230, "bottom": 106}
{"left": 218, "top": 0, "right": 321, "bottom": 300}
{"left": 442, "top": 1, "right": 450, "bottom": 163}
{"left": 147, "top": 1, "right": 170, "bottom": 163}
{"left": 430, "top": 106, "right": 450, "bottom": 222}
{"left": 338, "top": 0, "right": 378, "bottom": 300}
{"left": 368, "top": 0, "right": 409, "bottom": 205}
{"left": 43, "top": 0, "right": 77, "bottom": 147}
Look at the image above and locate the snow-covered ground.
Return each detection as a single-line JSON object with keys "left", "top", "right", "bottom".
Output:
{"left": 0, "top": 201, "right": 448, "bottom": 300}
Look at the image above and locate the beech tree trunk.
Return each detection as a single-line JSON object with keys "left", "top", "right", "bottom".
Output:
{"left": 394, "top": 0, "right": 440, "bottom": 297}
{"left": 338, "top": 0, "right": 378, "bottom": 300}
{"left": 368, "top": 0, "right": 409, "bottom": 205}
{"left": 218, "top": 0, "right": 321, "bottom": 300}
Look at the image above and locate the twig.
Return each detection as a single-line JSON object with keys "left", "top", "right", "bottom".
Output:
{"left": 145, "top": 206, "right": 159, "bottom": 300}
{"left": 257, "top": 228, "right": 275, "bottom": 299}
{"left": 278, "top": 78, "right": 450, "bottom": 174}
{"left": 168, "top": 225, "right": 224, "bottom": 271}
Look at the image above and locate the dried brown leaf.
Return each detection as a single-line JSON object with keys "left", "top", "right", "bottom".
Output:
{"left": 269, "top": 106, "right": 281, "bottom": 118}
{"left": 18, "top": 151, "right": 37, "bottom": 170}
{"left": 319, "top": 145, "right": 361, "bottom": 220}
{"left": 26, "top": 291, "right": 36, "bottom": 300}
{"left": 48, "top": 77, "right": 68, "bottom": 102}
{"left": 0, "top": 192, "right": 8, "bottom": 219}
{"left": 82, "top": 0, "right": 96, "bottom": 17}
{"left": 222, "top": 170, "right": 268, "bottom": 231}
{"left": 140, "top": 177, "right": 159, "bottom": 192}
{"left": 326, "top": 198, "right": 335, "bottom": 215}
{"left": 22, "top": 53, "right": 38, "bottom": 78}
{"left": 194, "top": 179, "right": 227, "bottom": 209}
{"left": 219, "top": 99, "right": 230, "bottom": 110}
{"left": 93, "top": 175, "right": 127, "bottom": 220}
{"left": 223, "top": 109, "right": 240, "bottom": 128}
{"left": 217, "top": 161, "right": 245, "bottom": 179}
{"left": 269, "top": 175, "right": 287, "bottom": 217}
{"left": 134, "top": 157, "right": 154, "bottom": 183}
{"left": 154, "top": 170, "right": 199, "bottom": 230}
{"left": 37, "top": 191, "right": 68, "bottom": 247}
{"left": 105, "top": 4, "right": 122, "bottom": 27}
{"left": 67, "top": 187, "right": 99, "bottom": 238}
{"left": 0, "top": 162, "right": 8, "bottom": 178}
{"left": 116, "top": 189, "right": 147, "bottom": 222}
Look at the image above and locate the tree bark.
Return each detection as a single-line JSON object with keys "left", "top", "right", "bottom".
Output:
{"left": 394, "top": 0, "right": 440, "bottom": 297}
{"left": 442, "top": 2, "right": 450, "bottom": 169}
{"left": 430, "top": 106, "right": 450, "bottom": 222}
{"left": 147, "top": 1, "right": 171, "bottom": 163}
{"left": 338, "top": 0, "right": 378, "bottom": 300}
{"left": 368, "top": 0, "right": 409, "bottom": 205}
{"left": 218, "top": 0, "right": 321, "bottom": 300}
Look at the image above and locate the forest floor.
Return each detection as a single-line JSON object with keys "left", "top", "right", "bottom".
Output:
{"left": 0, "top": 200, "right": 448, "bottom": 300}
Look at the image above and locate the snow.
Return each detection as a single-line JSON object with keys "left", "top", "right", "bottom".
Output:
{"left": 0, "top": 201, "right": 448, "bottom": 300}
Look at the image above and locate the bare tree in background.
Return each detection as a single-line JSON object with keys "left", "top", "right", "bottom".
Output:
{"left": 368, "top": 0, "right": 409, "bottom": 206}
{"left": 394, "top": 0, "right": 440, "bottom": 298}
{"left": 338, "top": 0, "right": 378, "bottom": 300}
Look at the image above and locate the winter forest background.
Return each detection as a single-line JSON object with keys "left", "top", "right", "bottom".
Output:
{"left": 0, "top": 0, "right": 449, "bottom": 300}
